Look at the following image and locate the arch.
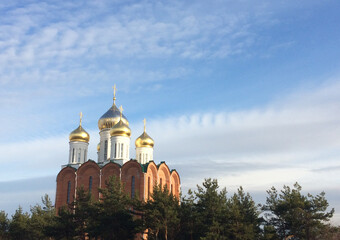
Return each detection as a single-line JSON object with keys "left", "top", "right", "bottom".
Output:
{"left": 77, "top": 160, "right": 100, "bottom": 200}
{"left": 157, "top": 162, "right": 171, "bottom": 190}
{"left": 145, "top": 161, "right": 158, "bottom": 200}
{"left": 56, "top": 167, "right": 76, "bottom": 210}
{"left": 121, "top": 160, "right": 144, "bottom": 201}
{"left": 101, "top": 162, "right": 121, "bottom": 188}
{"left": 170, "top": 170, "right": 181, "bottom": 199}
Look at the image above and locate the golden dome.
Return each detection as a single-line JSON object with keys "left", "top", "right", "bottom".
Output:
{"left": 98, "top": 86, "right": 129, "bottom": 130}
{"left": 135, "top": 119, "right": 154, "bottom": 148}
{"left": 69, "top": 113, "right": 90, "bottom": 143}
{"left": 97, "top": 143, "right": 100, "bottom": 152}
{"left": 110, "top": 119, "right": 131, "bottom": 137}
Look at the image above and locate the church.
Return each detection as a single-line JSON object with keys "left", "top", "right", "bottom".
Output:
{"left": 55, "top": 87, "right": 180, "bottom": 210}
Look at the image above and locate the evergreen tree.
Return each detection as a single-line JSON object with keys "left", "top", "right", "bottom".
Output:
{"left": 0, "top": 211, "right": 9, "bottom": 240}
{"left": 179, "top": 189, "right": 198, "bottom": 240}
{"left": 144, "top": 184, "right": 180, "bottom": 240}
{"left": 47, "top": 206, "right": 77, "bottom": 240}
{"left": 194, "top": 178, "right": 228, "bottom": 240}
{"left": 8, "top": 206, "right": 31, "bottom": 240}
{"left": 263, "top": 182, "right": 334, "bottom": 240}
{"left": 29, "top": 194, "right": 55, "bottom": 239}
{"left": 90, "top": 176, "right": 141, "bottom": 240}
{"left": 226, "top": 187, "right": 262, "bottom": 240}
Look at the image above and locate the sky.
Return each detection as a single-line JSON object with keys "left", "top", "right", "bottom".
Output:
{"left": 1, "top": 0, "right": 340, "bottom": 223}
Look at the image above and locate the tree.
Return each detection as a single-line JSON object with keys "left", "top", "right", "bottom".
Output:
{"left": 0, "top": 211, "right": 9, "bottom": 240}
{"left": 263, "top": 182, "right": 334, "bottom": 240}
{"left": 29, "top": 194, "right": 55, "bottom": 239}
{"left": 226, "top": 187, "right": 262, "bottom": 240}
{"left": 194, "top": 178, "right": 229, "bottom": 240}
{"left": 144, "top": 184, "right": 180, "bottom": 240}
{"left": 8, "top": 206, "right": 31, "bottom": 240}
{"left": 90, "top": 176, "right": 141, "bottom": 240}
{"left": 179, "top": 189, "right": 198, "bottom": 240}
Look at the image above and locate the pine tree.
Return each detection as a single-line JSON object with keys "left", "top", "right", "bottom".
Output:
{"left": 0, "top": 210, "right": 9, "bottom": 240}
{"left": 144, "top": 184, "right": 180, "bottom": 240}
{"left": 263, "top": 182, "right": 334, "bottom": 240}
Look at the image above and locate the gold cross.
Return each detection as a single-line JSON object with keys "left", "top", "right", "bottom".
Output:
{"left": 79, "top": 112, "right": 83, "bottom": 126}
{"left": 143, "top": 118, "right": 146, "bottom": 132}
{"left": 112, "top": 84, "right": 116, "bottom": 104}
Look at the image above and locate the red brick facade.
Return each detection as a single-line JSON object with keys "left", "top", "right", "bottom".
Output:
{"left": 55, "top": 160, "right": 180, "bottom": 210}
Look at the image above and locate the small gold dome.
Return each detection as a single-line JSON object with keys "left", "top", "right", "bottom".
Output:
{"left": 97, "top": 143, "right": 100, "bottom": 152}
{"left": 135, "top": 132, "right": 154, "bottom": 148}
{"left": 135, "top": 119, "right": 154, "bottom": 148}
{"left": 69, "top": 125, "right": 90, "bottom": 143}
{"left": 110, "top": 119, "right": 131, "bottom": 137}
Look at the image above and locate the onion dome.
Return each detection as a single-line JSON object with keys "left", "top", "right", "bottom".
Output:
{"left": 98, "top": 85, "right": 129, "bottom": 130}
{"left": 110, "top": 106, "right": 131, "bottom": 137}
{"left": 97, "top": 143, "right": 100, "bottom": 152}
{"left": 69, "top": 112, "right": 90, "bottom": 143}
{"left": 135, "top": 119, "right": 154, "bottom": 148}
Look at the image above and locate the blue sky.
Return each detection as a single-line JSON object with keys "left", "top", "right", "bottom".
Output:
{"left": 1, "top": 0, "right": 340, "bottom": 223}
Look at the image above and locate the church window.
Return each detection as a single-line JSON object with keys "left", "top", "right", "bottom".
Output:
{"left": 171, "top": 184, "right": 173, "bottom": 194}
{"left": 72, "top": 148, "right": 75, "bottom": 163}
{"left": 148, "top": 177, "right": 150, "bottom": 199}
{"left": 131, "top": 176, "right": 135, "bottom": 199}
{"left": 160, "top": 178, "right": 162, "bottom": 188}
{"left": 89, "top": 176, "right": 93, "bottom": 193}
{"left": 84, "top": 150, "right": 86, "bottom": 162}
{"left": 139, "top": 153, "right": 142, "bottom": 161}
{"left": 67, "top": 181, "right": 71, "bottom": 204}
{"left": 114, "top": 143, "right": 117, "bottom": 158}
{"left": 121, "top": 144, "right": 124, "bottom": 158}
{"left": 78, "top": 149, "right": 81, "bottom": 162}
{"left": 104, "top": 140, "right": 108, "bottom": 160}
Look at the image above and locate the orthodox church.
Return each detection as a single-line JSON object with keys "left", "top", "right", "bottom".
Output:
{"left": 55, "top": 87, "right": 180, "bottom": 210}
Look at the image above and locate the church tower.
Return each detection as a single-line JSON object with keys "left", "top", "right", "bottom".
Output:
{"left": 68, "top": 112, "right": 90, "bottom": 165}
{"left": 135, "top": 119, "right": 154, "bottom": 164}
{"left": 97, "top": 85, "right": 129, "bottom": 163}
{"left": 110, "top": 106, "right": 131, "bottom": 165}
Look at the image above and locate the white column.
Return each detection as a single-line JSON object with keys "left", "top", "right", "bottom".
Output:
{"left": 68, "top": 141, "right": 89, "bottom": 165}
{"left": 99, "top": 129, "right": 111, "bottom": 163}
{"left": 110, "top": 136, "right": 130, "bottom": 165}
{"left": 136, "top": 147, "right": 153, "bottom": 164}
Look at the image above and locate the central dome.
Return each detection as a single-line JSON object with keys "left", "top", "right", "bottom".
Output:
{"left": 98, "top": 103, "right": 129, "bottom": 130}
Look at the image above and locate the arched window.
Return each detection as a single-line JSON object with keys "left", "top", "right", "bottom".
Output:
{"left": 139, "top": 153, "right": 142, "bottom": 161}
{"left": 67, "top": 181, "right": 71, "bottom": 204}
{"left": 131, "top": 176, "right": 135, "bottom": 199}
{"left": 104, "top": 140, "right": 108, "bottom": 160}
{"left": 72, "top": 149, "right": 75, "bottom": 163}
{"left": 89, "top": 176, "right": 93, "bottom": 193}
{"left": 121, "top": 144, "right": 124, "bottom": 158}
{"left": 160, "top": 178, "right": 162, "bottom": 188}
{"left": 148, "top": 177, "right": 151, "bottom": 199}
{"left": 84, "top": 150, "right": 86, "bottom": 162}
{"left": 171, "top": 184, "right": 173, "bottom": 194}
{"left": 114, "top": 143, "right": 117, "bottom": 158}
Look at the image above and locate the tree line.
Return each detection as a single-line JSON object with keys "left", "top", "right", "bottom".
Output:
{"left": 0, "top": 177, "right": 338, "bottom": 240}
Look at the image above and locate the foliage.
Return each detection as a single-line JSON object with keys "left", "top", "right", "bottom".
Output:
{"left": 90, "top": 176, "right": 142, "bottom": 240}
{"left": 144, "top": 184, "right": 180, "bottom": 240}
{"left": 8, "top": 206, "right": 31, "bottom": 240}
{"left": 0, "top": 210, "right": 9, "bottom": 240}
{"left": 0, "top": 179, "right": 337, "bottom": 240}
{"left": 263, "top": 182, "right": 334, "bottom": 240}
